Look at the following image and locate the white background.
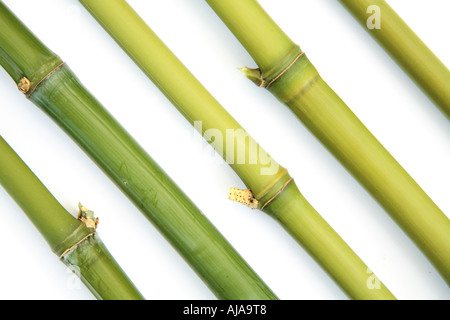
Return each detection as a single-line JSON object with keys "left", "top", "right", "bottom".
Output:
{"left": 0, "top": 0, "right": 448, "bottom": 300}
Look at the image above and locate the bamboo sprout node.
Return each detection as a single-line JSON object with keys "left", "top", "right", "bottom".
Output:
{"left": 260, "top": 45, "right": 302, "bottom": 83}
{"left": 59, "top": 232, "right": 96, "bottom": 260}
{"left": 230, "top": 168, "right": 297, "bottom": 214}
{"left": 254, "top": 168, "right": 291, "bottom": 209}
{"left": 26, "top": 60, "right": 66, "bottom": 98}
{"left": 260, "top": 177, "right": 293, "bottom": 211}
{"left": 59, "top": 204, "right": 98, "bottom": 260}
{"left": 14, "top": 55, "right": 65, "bottom": 98}
{"left": 53, "top": 204, "right": 98, "bottom": 259}
{"left": 264, "top": 52, "right": 305, "bottom": 89}
{"left": 267, "top": 54, "right": 320, "bottom": 105}
{"left": 239, "top": 50, "right": 306, "bottom": 90}
{"left": 241, "top": 53, "right": 321, "bottom": 105}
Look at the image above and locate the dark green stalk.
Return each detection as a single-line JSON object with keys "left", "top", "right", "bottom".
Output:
{"left": 79, "top": 0, "right": 396, "bottom": 299}
{"left": 0, "top": 135, "right": 144, "bottom": 300}
{"left": 338, "top": 0, "right": 450, "bottom": 119}
{"left": 205, "top": 0, "right": 450, "bottom": 284}
{"left": 0, "top": 2, "right": 277, "bottom": 300}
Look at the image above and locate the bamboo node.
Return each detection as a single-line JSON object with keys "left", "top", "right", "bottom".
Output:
{"left": 18, "top": 77, "right": 31, "bottom": 94}
{"left": 58, "top": 204, "right": 98, "bottom": 260}
{"left": 59, "top": 232, "right": 96, "bottom": 260}
{"left": 264, "top": 52, "right": 305, "bottom": 89}
{"left": 228, "top": 187, "right": 259, "bottom": 209}
{"left": 260, "top": 177, "right": 293, "bottom": 211}
{"left": 26, "top": 61, "right": 66, "bottom": 98}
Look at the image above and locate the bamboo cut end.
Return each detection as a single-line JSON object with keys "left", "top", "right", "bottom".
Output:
{"left": 17, "top": 77, "right": 31, "bottom": 94}
{"left": 228, "top": 187, "right": 259, "bottom": 209}
{"left": 238, "top": 67, "right": 265, "bottom": 87}
{"left": 78, "top": 203, "right": 99, "bottom": 229}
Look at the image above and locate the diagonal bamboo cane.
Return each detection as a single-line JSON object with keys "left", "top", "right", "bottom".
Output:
{"left": 0, "top": 1, "right": 277, "bottom": 300}
{"left": 338, "top": 0, "right": 450, "bottom": 119}
{"left": 78, "top": 0, "right": 396, "bottom": 300}
{"left": 0, "top": 134, "right": 144, "bottom": 300}
{"left": 204, "top": 0, "right": 450, "bottom": 284}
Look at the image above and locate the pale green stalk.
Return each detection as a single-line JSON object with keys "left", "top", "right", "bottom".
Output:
{"left": 339, "top": 0, "right": 450, "bottom": 119}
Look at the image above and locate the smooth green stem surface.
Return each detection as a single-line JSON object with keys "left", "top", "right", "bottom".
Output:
{"left": 205, "top": 0, "right": 450, "bottom": 284}
{"left": 0, "top": 135, "right": 83, "bottom": 252}
{"left": 0, "top": 4, "right": 54, "bottom": 83}
{"left": 338, "top": 0, "right": 450, "bottom": 119}
{"left": 79, "top": 0, "right": 396, "bottom": 300}
{"left": 0, "top": 2, "right": 276, "bottom": 300}
{"left": 269, "top": 181, "right": 393, "bottom": 299}
{"left": 61, "top": 233, "right": 144, "bottom": 300}
{"left": 0, "top": 135, "right": 143, "bottom": 300}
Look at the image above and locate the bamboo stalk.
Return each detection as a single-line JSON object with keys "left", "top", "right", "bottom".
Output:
{"left": 0, "top": 134, "right": 144, "bottom": 300}
{"left": 205, "top": 0, "right": 450, "bottom": 284}
{"left": 0, "top": 2, "right": 277, "bottom": 300}
{"left": 78, "top": 0, "right": 396, "bottom": 299}
{"left": 338, "top": 0, "right": 450, "bottom": 119}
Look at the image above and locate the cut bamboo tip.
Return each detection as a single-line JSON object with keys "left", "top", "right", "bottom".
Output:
{"left": 78, "top": 203, "right": 99, "bottom": 230}
{"left": 18, "top": 77, "right": 31, "bottom": 93}
{"left": 228, "top": 187, "right": 260, "bottom": 209}
{"left": 237, "top": 67, "right": 265, "bottom": 87}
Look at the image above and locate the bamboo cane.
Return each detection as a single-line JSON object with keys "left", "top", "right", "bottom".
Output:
{"left": 78, "top": 0, "right": 396, "bottom": 300}
{"left": 0, "top": 1, "right": 277, "bottom": 300}
{"left": 338, "top": 0, "right": 450, "bottom": 119}
{"left": 204, "top": 0, "right": 450, "bottom": 284}
{"left": 0, "top": 134, "right": 144, "bottom": 300}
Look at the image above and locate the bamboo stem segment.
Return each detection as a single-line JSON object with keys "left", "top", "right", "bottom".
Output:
{"left": 205, "top": 0, "right": 450, "bottom": 284}
{"left": 0, "top": 2, "right": 277, "bottom": 300}
{"left": 0, "top": 135, "right": 144, "bottom": 300}
{"left": 338, "top": 0, "right": 450, "bottom": 119}
{"left": 78, "top": 0, "right": 397, "bottom": 299}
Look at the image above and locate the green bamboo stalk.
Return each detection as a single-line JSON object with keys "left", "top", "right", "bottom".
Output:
{"left": 79, "top": 0, "right": 396, "bottom": 300}
{"left": 204, "top": 0, "right": 450, "bottom": 284}
{"left": 338, "top": 0, "right": 450, "bottom": 119}
{"left": 0, "top": 2, "right": 277, "bottom": 300}
{"left": 0, "top": 134, "right": 144, "bottom": 300}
